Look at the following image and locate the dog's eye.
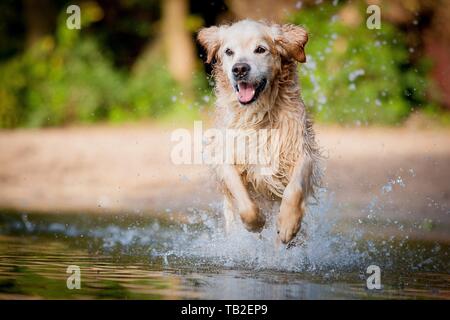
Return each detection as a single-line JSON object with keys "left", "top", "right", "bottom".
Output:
{"left": 254, "top": 46, "right": 266, "bottom": 54}
{"left": 225, "top": 48, "right": 234, "bottom": 56}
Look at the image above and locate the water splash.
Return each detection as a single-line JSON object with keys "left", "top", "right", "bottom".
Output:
{"left": 0, "top": 180, "right": 446, "bottom": 275}
{"left": 152, "top": 190, "right": 368, "bottom": 273}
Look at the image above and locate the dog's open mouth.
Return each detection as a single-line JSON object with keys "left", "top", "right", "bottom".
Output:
{"left": 235, "top": 79, "right": 267, "bottom": 105}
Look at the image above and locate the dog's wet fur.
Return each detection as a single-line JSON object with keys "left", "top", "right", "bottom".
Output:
{"left": 198, "top": 20, "right": 321, "bottom": 245}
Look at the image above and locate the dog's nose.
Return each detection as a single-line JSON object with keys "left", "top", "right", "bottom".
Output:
{"left": 232, "top": 63, "right": 251, "bottom": 79}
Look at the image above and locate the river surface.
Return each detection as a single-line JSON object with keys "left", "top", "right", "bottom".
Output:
{"left": 0, "top": 198, "right": 448, "bottom": 299}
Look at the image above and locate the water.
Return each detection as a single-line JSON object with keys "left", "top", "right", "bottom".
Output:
{"left": 0, "top": 195, "right": 448, "bottom": 299}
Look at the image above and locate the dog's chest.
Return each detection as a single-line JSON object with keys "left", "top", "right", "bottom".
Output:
{"left": 216, "top": 104, "right": 304, "bottom": 198}
{"left": 230, "top": 122, "right": 302, "bottom": 199}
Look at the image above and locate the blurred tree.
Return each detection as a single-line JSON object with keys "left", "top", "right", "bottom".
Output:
{"left": 23, "top": 0, "right": 56, "bottom": 48}
{"left": 424, "top": 1, "right": 450, "bottom": 110}
{"left": 0, "top": 1, "right": 25, "bottom": 60}
{"left": 162, "top": 0, "right": 195, "bottom": 88}
{"left": 227, "top": 0, "right": 297, "bottom": 21}
{"left": 291, "top": 1, "right": 430, "bottom": 124}
{"left": 0, "top": 0, "right": 448, "bottom": 128}
{"left": 373, "top": 0, "right": 450, "bottom": 110}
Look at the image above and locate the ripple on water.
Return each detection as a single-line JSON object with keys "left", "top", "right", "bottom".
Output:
{"left": 0, "top": 189, "right": 447, "bottom": 276}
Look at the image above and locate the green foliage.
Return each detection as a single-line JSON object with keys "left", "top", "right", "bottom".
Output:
{"left": 0, "top": 11, "right": 125, "bottom": 128}
{"left": 0, "top": 2, "right": 441, "bottom": 128}
{"left": 0, "top": 7, "right": 208, "bottom": 128}
{"left": 291, "top": 3, "right": 432, "bottom": 125}
{"left": 120, "top": 52, "right": 180, "bottom": 121}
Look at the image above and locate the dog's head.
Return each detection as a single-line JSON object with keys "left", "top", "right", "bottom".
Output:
{"left": 198, "top": 20, "right": 308, "bottom": 105}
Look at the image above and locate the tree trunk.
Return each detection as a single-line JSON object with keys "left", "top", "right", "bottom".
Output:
{"left": 23, "top": 0, "right": 56, "bottom": 49}
{"left": 161, "top": 0, "right": 196, "bottom": 88}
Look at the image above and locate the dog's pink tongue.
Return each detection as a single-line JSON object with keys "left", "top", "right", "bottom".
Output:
{"left": 237, "top": 83, "right": 255, "bottom": 103}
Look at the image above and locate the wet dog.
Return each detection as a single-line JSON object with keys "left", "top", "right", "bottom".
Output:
{"left": 198, "top": 20, "right": 321, "bottom": 245}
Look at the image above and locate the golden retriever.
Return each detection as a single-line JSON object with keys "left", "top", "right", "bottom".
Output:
{"left": 197, "top": 20, "right": 321, "bottom": 245}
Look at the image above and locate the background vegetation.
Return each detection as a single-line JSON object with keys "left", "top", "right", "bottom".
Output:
{"left": 293, "top": 2, "right": 430, "bottom": 125}
{"left": 0, "top": 0, "right": 449, "bottom": 128}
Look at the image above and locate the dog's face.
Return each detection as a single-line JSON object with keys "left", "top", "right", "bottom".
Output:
{"left": 198, "top": 20, "right": 308, "bottom": 106}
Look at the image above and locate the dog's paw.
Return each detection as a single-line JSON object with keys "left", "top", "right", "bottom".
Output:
{"left": 239, "top": 203, "right": 265, "bottom": 233}
{"left": 276, "top": 201, "right": 304, "bottom": 244}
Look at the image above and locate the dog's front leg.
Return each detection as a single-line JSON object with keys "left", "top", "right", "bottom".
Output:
{"left": 223, "top": 195, "right": 236, "bottom": 234}
{"left": 277, "top": 156, "right": 313, "bottom": 244}
{"left": 221, "top": 164, "right": 265, "bottom": 232}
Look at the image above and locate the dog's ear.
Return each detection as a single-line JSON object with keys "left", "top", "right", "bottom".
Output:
{"left": 274, "top": 24, "right": 308, "bottom": 63}
{"left": 197, "top": 26, "right": 222, "bottom": 64}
